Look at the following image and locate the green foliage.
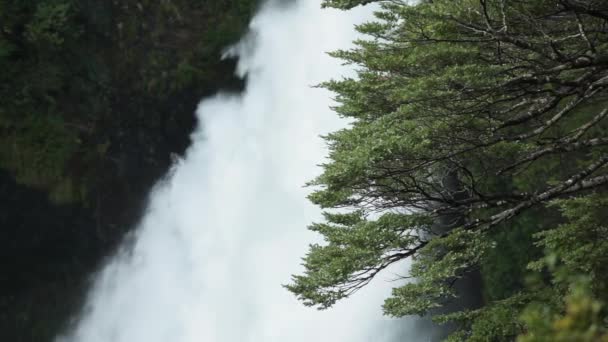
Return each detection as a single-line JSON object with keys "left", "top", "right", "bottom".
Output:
{"left": 321, "top": 0, "right": 379, "bottom": 9}
{"left": 286, "top": 212, "right": 431, "bottom": 308}
{"left": 289, "top": 0, "right": 608, "bottom": 340}
{"left": 529, "top": 195, "right": 608, "bottom": 301}
{"left": 0, "top": 115, "right": 77, "bottom": 187}
{"left": 518, "top": 282, "right": 608, "bottom": 342}
{"left": 384, "top": 229, "right": 492, "bottom": 317}
{"left": 481, "top": 211, "right": 547, "bottom": 302}
{"left": 439, "top": 293, "right": 532, "bottom": 342}
{"left": 0, "top": 0, "right": 257, "bottom": 203}
{"left": 25, "top": 1, "right": 78, "bottom": 47}
{"left": 0, "top": 0, "right": 98, "bottom": 202}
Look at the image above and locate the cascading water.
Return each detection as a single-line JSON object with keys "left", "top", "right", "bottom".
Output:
{"left": 58, "top": 1, "right": 440, "bottom": 341}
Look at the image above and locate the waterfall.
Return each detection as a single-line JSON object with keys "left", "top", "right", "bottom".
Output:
{"left": 57, "top": 1, "right": 439, "bottom": 341}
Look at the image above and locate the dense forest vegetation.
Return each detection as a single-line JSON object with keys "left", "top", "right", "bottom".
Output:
{"left": 3, "top": 0, "right": 608, "bottom": 341}
{"left": 0, "top": 0, "right": 256, "bottom": 340}
{"left": 288, "top": 0, "right": 608, "bottom": 341}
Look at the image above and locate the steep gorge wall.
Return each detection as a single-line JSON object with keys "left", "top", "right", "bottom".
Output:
{"left": 0, "top": 1, "right": 256, "bottom": 340}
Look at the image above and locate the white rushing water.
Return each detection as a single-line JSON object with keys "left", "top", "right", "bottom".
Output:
{"left": 58, "top": 1, "right": 439, "bottom": 341}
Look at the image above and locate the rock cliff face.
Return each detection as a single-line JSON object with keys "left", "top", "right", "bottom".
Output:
{"left": 0, "top": 1, "right": 256, "bottom": 340}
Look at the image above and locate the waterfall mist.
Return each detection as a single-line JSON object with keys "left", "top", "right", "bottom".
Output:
{"left": 58, "top": 1, "right": 439, "bottom": 341}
